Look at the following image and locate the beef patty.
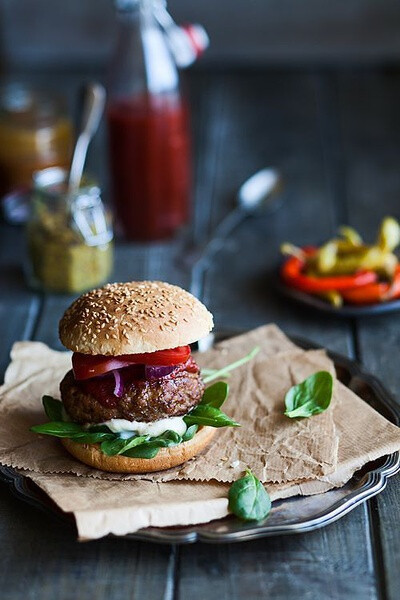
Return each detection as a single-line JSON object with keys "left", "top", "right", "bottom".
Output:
{"left": 60, "top": 363, "right": 204, "bottom": 423}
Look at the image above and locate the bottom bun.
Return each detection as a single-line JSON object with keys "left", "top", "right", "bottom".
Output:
{"left": 61, "top": 426, "right": 216, "bottom": 473}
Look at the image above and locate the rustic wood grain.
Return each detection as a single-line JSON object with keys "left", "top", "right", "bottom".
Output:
{"left": 0, "top": 224, "right": 39, "bottom": 379}
{"left": 3, "top": 0, "right": 400, "bottom": 68}
{"left": 178, "top": 509, "right": 376, "bottom": 599}
{"left": 336, "top": 67, "right": 400, "bottom": 600}
{"left": 0, "top": 67, "right": 398, "bottom": 599}
{"left": 0, "top": 488, "right": 172, "bottom": 600}
{"left": 200, "top": 70, "right": 353, "bottom": 350}
{"left": 176, "top": 69, "right": 378, "bottom": 600}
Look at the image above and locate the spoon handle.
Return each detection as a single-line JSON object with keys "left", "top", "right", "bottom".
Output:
{"left": 68, "top": 83, "right": 106, "bottom": 193}
{"left": 184, "top": 206, "right": 245, "bottom": 269}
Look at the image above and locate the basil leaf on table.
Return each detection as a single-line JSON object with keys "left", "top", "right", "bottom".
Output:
{"left": 228, "top": 469, "right": 271, "bottom": 522}
{"left": 200, "top": 381, "right": 229, "bottom": 408}
{"left": 202, "top": 347, "right": 260, "bottom": 384}
{"left": 184, "top": 404, "right": 240, "bottom": 428}
{"left": 42, "top": 396, "right": 63, "bottom": 421}
{"left": 284, "top": 370, "right": 333, "bottom": 418}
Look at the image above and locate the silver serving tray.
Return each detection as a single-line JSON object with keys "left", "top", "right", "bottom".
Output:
{"left": 0, "top": 335, "right": 399, "bottom": 544}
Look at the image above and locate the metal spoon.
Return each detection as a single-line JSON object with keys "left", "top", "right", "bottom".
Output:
{"left": 238, "top": 168, "right": 281, "bottom": 212}
{"left": 186, "top": 167, "right": 281, "bottom": 269}
{"left": 67, "top": 83, "right": 109, "bottom": 245}
{"left": 68, "top": 82, "right": 106, "bottom": 194}
{"left": 188, "top": 167, "right": 281, "bottom": 299}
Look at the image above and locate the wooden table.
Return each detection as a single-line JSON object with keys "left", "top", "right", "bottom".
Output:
{"left": 0, "top": 67, "right": 399, "bottom": 599}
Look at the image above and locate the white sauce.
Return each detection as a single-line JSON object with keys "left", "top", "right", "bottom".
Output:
{"left": 99, "top": 416, "right": 187, "bottom": 437}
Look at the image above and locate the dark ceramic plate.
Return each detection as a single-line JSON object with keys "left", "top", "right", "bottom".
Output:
{"left": 277, "top": 280, "right": 400, "bottom": 317}
{"left": 0, "top": 335, "right": 399, "bottom": 544}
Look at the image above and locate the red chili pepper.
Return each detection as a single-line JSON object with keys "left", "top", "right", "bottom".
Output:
{"left": 341, "top": 266, "right": 400, "bottom": 305}
{"left": 281, "top": 248, "right": 377, "bottom": 293}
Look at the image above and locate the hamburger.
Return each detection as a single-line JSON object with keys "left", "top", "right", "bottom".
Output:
{"left": 32, "top": 281, "right": 240, "bottom": 473}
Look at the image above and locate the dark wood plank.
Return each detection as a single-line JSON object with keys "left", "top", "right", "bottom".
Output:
{"left": 0, "top": 487, "right": 172, "bottom": 600}
{"left": 178, "top": 509, "right": 376, "bottom": 599}
{"left": 201, "top": 69, "right": 353, "bottom": 350}
{"left": 336, "top": 67, "right": 400, "bottom": 600}
{"left": 178, "top": 69, "right": 378, "bottom": 600}
{"left": 0, "top": 224, "right": 40, "bottom": 380}
{"left": 0, "top": 70, "right": 104, "bottom": 363}
{"left": 4, "top": 0, "right": 400, "bottom": 68}
{"left": 0, "top": 68, "right": 222, "bottom": 600}
{"left": 0, "top": 67, "right": 390, "bottom": 600}
{"left": 0, "top": 68, "right": 186, "bottom": 600}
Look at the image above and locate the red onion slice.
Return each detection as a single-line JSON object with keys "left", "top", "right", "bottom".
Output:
{"left": 112, "top": 369, "right": 124, "bottom": 397}
{"left": 145, "top": 365, "right": 177, "bottom": 380}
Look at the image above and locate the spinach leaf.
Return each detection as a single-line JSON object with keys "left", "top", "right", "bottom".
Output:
{"left": 184, "top": 404, "right": 240, "bottom": 428}
{"left": 30, "top": 421, "right": 84, "bottom": 437}
{"left": 182, "top": 424, "right": 198, "bottom": 441}
{"left": 120, "top": 430, "right": 183, "bottom": 458}
{"left": 157, "top": 430, "right": 182, "bottom": 444}
{"left": 101, "top": 435, "right": 148, "bottom": 456}
{"left": 71, "top": 432, "right": 115, "bottom": 444}
{"left": 30, "top": 420, "right": 115, "bottom": 444}
{"left": 203, "top": 347, "right": 260, "bottom": 384}
{"left": 34, "top": 380, "right": 236, "bottom": 459}
{"left": 123, "top": 443, "right": 161, "bottom": 459}
{"left": 228, "top": 469, "right": 271, "bottom": 521}
{"left": 42, "top": 396, "right": 63, "bottom": 421}
{"left": 30, "top": 412, "right": 197, "bottom": 460}
{"left": 201, "top": 381, "right": 229, "bottom": 408}
{"left": 86, "top": 424, "right": 114, "bottom": 434}
{"left": 284, "top": 371, "right": 333, "bottom": 418}
{"left": 101, "top": 431, "right": 180, "bottom": 457}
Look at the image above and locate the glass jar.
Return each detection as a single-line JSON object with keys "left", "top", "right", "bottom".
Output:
{"left": 26, "top": 167, "right": 114, "bottom": 294}
{"left": 0, "top": 83, "right": 73, "bottom": 197}
{"left": 107, "top": 0, "right": 191, "bottom": 241}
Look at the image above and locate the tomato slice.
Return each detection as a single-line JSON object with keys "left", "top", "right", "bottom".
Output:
{"left": 72, "top": 346, "right": 191, "bottom": 380}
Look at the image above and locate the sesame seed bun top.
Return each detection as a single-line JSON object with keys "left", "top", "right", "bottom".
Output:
{"left": 59, "top": 281, "right": 214, "bottom": 355}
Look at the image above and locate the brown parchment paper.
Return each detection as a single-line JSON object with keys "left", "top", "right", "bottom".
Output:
{"left": 0, "top": 325, "right": 338, "bottom": 484}
{"left": 1, "top": 324, "right": 400, "bottom": 540}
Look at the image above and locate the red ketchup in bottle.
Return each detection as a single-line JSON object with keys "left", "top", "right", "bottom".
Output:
{"left": 107, "top": 0, "right": 191, "bottom": 241}
{"left": 107, "top": 94, "right": 190, "bottom": 240}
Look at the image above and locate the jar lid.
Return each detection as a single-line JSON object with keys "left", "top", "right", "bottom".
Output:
{"left": 0, "top": 83, "right": 63, "bottom": 127}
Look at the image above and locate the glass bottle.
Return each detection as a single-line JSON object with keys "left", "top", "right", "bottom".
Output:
{"left": 107, "top": 0, "right": 191, "bottom": 241}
